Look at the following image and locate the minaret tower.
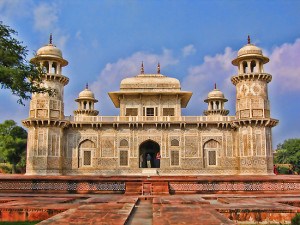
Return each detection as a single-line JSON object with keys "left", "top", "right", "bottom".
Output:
{"left": 204, "top": 84, "right": 229, "bottom": 117}
{"left": 22, "top": 35, "right": 69, "bottom": 175}
{"left": 74, "top": 84, "right": 99, "bottom": 116}
{"left": 231, "top": 36, "right": 278, "bottom": 174}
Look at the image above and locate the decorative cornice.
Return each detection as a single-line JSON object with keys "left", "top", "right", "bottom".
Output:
{"left": 232, "top": 118, "right": 279, "bottom": 128}
{"left": 22, "top": 119, "right": 69, "bottom": 128}
{"left": 73, "top": 109, "right": 99, "bottom": 116}
{"left": 231, "top": 73, "right": 272, "bottom": 85}
{"left": 42, "top": 73, "right": 69, "bottom": 86}
{"left": 203, "top": 109, "right": 229, "bottom": 116}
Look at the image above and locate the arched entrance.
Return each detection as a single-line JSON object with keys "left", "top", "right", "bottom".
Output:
{"left": 139, "top": 140, "right": 160, "bottom": 168}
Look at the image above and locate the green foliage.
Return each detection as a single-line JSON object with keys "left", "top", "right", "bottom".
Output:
{"left": 292, "top": 213, "right": 300, "bottom": 225}
{"left": 0, "top": 165, "right": 11, "bottom": 173}
{"left": 274, "top": 139, "right": 300, "bottom": 173}
{"left": 0, "top": 21, "right": 51, "bottom": 104}
{"left": 0, "top": 120, "right": 27, "bottom": 173}
{"left": 0, "top": 222, "right": 41, "bottom": 225}
{"left": 278, "top": 166, "right": 289, "bottom": 174}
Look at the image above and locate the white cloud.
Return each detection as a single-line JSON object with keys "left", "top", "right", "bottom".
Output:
{"left": 33, "top": 3, "right": 58, "bottom": 32}
{"left": 91, "top": 49, "right": 178, "bottom": 115}
{"left": 265, "top": 38, "right": 300, "bottom": 92}
{"left": 32, "top": 2, "right": 69, "bottom": 49}
{"left": 182, "top": 47, "right": 237, "bottom": 115}
{"left": 182, "top": 44, "right": 196, "bottom": 57}
{"left": 75, "top": 30, "right": 82, "bottom": 40}
{"left": 56, "top": 34, "right": 70, "bottom": 49}
{"left": 0, "top": 0, "right": 33, "bottom": 23}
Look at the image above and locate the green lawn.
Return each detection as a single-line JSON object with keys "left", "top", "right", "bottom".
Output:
{"left": 0, "top": 222, "right": 41, "bottom": 225}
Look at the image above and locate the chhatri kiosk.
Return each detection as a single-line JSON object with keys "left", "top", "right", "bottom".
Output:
{"left": 23, "top": 37, "right": 278, "bottom": 176}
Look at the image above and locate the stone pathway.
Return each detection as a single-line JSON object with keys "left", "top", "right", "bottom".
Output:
{"left": 126, "top": 199, "right": 153, "bottom": 225}
{"left": 153, "top": 196, "right": 235, "bottom": 225}
{"left": 0, "top": 193, "right": 300, "bottom": 224}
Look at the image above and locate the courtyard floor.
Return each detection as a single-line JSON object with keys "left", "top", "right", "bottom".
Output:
{"left": 0, "top": 192, "right": 299, "bottom": 224}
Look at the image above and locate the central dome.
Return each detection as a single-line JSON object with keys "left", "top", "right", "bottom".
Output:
{"left": 120, "top": 74, "right": 181, "bottom": 90}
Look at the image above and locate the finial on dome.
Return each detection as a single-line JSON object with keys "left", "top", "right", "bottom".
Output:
{"left": 49, "top": 33, "right": 52, "bottom": 44}
{"left": 157, "top": 62, "right": 160, "bottom": 74}
{"left": 248, "top": 34, "right": 250, "bottom": 44}
{"left": 86, "top": 83, "right": 88, "bottom": 89}
{"left": 141, "top": 61, "right": 144, "bottom": 74}
{"left": 215, "top": 83, "right": 216, "bottom": 89}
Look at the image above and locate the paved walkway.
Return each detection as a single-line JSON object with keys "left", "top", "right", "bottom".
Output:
{"left": 127, "top": 199, "right": 153, "bottom": 225}
{"left": 0, "top": 193, "right": 300, "bottom": 224}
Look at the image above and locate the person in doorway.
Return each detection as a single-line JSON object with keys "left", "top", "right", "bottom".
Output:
{"left": 156, "top": 152, "right": 161, "bottom": 168}
{"left": 147, "top": 154, "right": 151, "bottom": 168}
{"left": 139, "top": 154, "right": 143, "bottom": 168}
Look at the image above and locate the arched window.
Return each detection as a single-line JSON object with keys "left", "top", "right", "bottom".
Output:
{"left": 203, "top": 139, "right": 220, "bottom": 167}
{"left": 78, "top": 140, "right": 95, "bottom": 167}
{"left": 171, "top": 139, "right": 179, "bottom": 146}
{"left": 120, "top": 139, "right": 129, "bottom": 147}
{"left": 83, "top": 101, "right": 87, "bottom": 109}
{"left": 243, "top": 61, "right": 248, "bottom": 73}
{"left": 250, "top": 60, "right": 256, "bottom": 73}
{"left": 216, "top": 101, "right": 219, "bottom": 110}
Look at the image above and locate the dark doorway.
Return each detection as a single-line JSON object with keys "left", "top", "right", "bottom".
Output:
{"left": 139, "top": 140, "right": 160, "bottom": 168}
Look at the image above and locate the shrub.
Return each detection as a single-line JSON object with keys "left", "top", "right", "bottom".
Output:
{"left": 291, "top": 213, "right": 300, "bottom": 225}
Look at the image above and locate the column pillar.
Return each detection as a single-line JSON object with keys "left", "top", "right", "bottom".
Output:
{"left": 49, "top": 61, "right": 53, "bottom": 73}
{"left": 247, "top": 61, "right": 251, "bottom": 73}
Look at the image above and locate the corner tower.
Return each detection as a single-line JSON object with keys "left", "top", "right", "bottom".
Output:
{"left": 231, "top": 36, "right": 278, "bottom": 174}
{"left": 23, "top": 35, "right": 69, "bottom": 175}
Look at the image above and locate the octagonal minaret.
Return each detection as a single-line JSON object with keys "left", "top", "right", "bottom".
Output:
{"left": 231, "top": 35, "right": 271, "bottom": 120}
{"left": 29, "top": 34, "right": 69, "bottom": 120}
{"left": 23, "top": 35, "right": 69, "bottom": 175}
{"left": 231, "top": 36, "right": 278, "bottom": 175}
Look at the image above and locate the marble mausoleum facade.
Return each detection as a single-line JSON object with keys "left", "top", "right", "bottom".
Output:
{"left": 22, "top": 37, "right": 278, "bottom": 175}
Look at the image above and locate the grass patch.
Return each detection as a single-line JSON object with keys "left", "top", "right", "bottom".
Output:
{"left": 0, "top": 221, "right": 41, "bottom": 225}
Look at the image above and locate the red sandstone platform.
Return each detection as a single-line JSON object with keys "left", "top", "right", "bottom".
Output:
{"left": 0, "top": 174, "right": 300, "bottom": 194}
{"left": 0, "top": 175, "right": 300, "bottom": 224}
{"left": 0, "top": 193, "right": 299, "bottom": 224}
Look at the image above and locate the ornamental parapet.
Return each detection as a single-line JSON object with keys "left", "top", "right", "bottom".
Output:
{"left": 42, "top": 73, "right": 69, "bottom": 86}
{"left": 231, "top": 73, "right": 272, "bottom": 85}
{"left": 65, "top": 115, "right": 236, "bottom": 123}
{"left": 22, "top": 119, "right": 69, "bottom": 128}
{"left": 64, "top": 115, "right": 237, "bottom": 129}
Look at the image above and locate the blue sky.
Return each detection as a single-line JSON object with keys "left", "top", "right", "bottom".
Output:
{"left": 0, "top": 0, "right": 300, "bottom": 149}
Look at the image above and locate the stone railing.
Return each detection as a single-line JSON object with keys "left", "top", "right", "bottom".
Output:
{"left": 64, "top": 115, "right": 236, "bottom": 123}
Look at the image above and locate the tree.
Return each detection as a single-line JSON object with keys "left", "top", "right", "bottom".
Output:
{"left": 0, "top": 120, "right": 27, "bottom": 173}
{"left": 0, "top": 22, "right": 51, "bottom": 105}
{"left": 274, "top": 139, "right": 300, "bottom": 172}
